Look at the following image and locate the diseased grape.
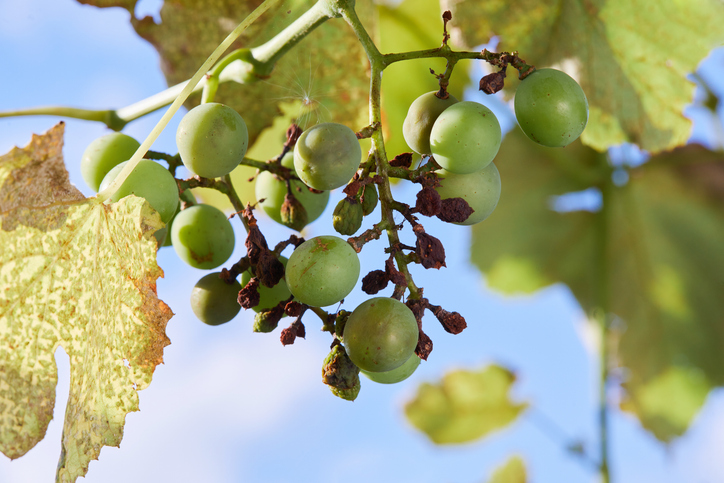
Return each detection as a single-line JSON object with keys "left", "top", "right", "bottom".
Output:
{"left": 255, "top": 153, "right": 329, "bottom": 230}
{"left": 81, "top": 133, "right": 140, "bottom": 192}
{"left": 170, "top": 204, "right": 235, "bottom": 269}
{"left": 360, "top": 355, "right": 421, "bottom": 384}
{"left": 343, "top": 297, "right": 419, "bottom": 373}
{"left": 99, "top": 159, "right": 179, "bottom": 223}
{"left": 285, "top": 235, "right": 360, "bottom": 307}
{"left": 190, "top": 273, "right": 242, "bottom": 325}
{"left": 177, "top": 102, "right": 248, "bottom": 178}
{"left": 402, "top": 91, "right": 458, "bottom": 155}
{"left": 293, "top": 123, "right": 361, "bottom": 191}
{"left": 429, "top": 101, "right": 501, "bottom": 174}
{"left": 435, "top": 163, "right": 501, "bottom": 225}
{"left": 514, "top": 68, "right": 588, "bottom": 147}
{"left": 240, "top": 256, "right": 291, "bottom": 313}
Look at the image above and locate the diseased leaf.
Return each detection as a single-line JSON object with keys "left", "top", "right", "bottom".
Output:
{"left": 486, "top": 456, "right": 526, "bottom": 483}
{"left": 0, "top": 124, "right": 173, "bottom": 482}
{"left": 77, "top": 0, "right": 372, "bottom": 141}
{"left": 404, "top": 365, "right": 526, "bottom": 444}
{"left": 444, "top": 0, "right": 724, "bottom": 153}
{"left": 378, "top": 0, "right": 468, "bottom": 157}
{"left": 471, "top": 131, "right": 724, "bottom": 441}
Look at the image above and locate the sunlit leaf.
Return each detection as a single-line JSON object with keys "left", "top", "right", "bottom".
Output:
{"left": 405, "top": 365, "right": 526, "bottom": 444}
{"left": 76, "top": 0, "right": 373, "bottom": 142}
{"left": 470, "top": 131, "right": 724, "bottom": 441}
{"left": 444, "top": 0, "right": 724, "bottom": 153}
{"left": 0, "top": 124, "right": 173, "bottom": 482}
{"left": 486, "top": 456, "right": 526, "bottom": 483}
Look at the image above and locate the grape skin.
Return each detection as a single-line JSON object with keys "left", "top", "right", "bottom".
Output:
{"left": 285, "top": 236, "right": 360, "bottom": 307}
{"left": 190, "top": 273, "right": 242, "bottom": 326}
{"left": 402, "top": 91, "right": 458, "bottom": 155}
{"left": 514, "top": 68, "right": 589, "bottom": 147}
{"left": 429, "top": 101, "right": 502, "bottom": 174}
{"left": 99, "top": 159, "right": 179, "bottom": 223}
{"left": 170, "top": 204, "right": 235, "bottom": 269}
{"left": 293, "top": 123, "right": 361, "bottom": 191}
{"left": 176, "top": 103, "right": 249, "bottom": 178}
{"left": 360, "top": 355, "right": 421, "bottom": 384}
{"left": 240, "top": 256, "right": 292, "bottom": 313}
{"left": 162, "top": 189, "right": 197, "bottom": 248}
{"left": 81, "top": 133, "right": 140, "bottom": 192}
{"left": 435, "top": 163, "right": 501, "bottom": 225}
{"left": 343, "top": 297, "right": 419, "bottom": 373}
{"left": 255, "top": 153, "right": 329, "bottom": 229}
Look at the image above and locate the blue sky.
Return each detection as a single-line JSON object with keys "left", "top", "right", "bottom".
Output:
{"left": 1, "top": 1, "right": 723, "bottom": 482}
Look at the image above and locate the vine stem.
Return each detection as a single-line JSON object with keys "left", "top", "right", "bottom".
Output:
{"left": 96, "top": 0, "right": 282, "bottom": 203}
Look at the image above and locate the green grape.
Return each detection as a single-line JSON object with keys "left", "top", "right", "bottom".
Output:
{"left": 293, "top": 123, "right": 362, "bottom": 191}
{"left": 190, "top": 272, "right": 242, "bottom": 325}
{"left": 402, "top": 91, "right": 458, "bottom": 155}
{"left": 162, "top": 189, "right": 197, "bottom": 247}
{"left": 360, "top": 183, "right": 378, "bottom": 216}
{"left": 435, "top": 163, "right": 501, "bottom": 225}
{"left": 285, "top": 235, "right": 360, "bottom": 307}
{"left": 429, "top": 101, "right": 501, "bottom": 174}
{"left": 240, "top": 256, "right": 292, "bottom": 313}
{"left": 514, "top": 68, "right": 589, "bottom": 147}
{"left": 176, "top": 102, "right": 249, "bottom": 178}
{"left": 361, "top": 354, "right": 421, "bottom": 384}
{"left": 170, "top": 204, "right": 235, "bottom": 269}
{"left": 255, "top": 153, "right": 329, "bottom": 229}
{"left": 343, "top": 297, "right": 419, "bottom": 373}
{"left": 99, "top": 159, "right": 179, "bottom": 223}
{"left": 81, "top": 133, "right": 140, "bottom": 192}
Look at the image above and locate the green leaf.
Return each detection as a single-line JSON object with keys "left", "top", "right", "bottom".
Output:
{"left": 470, "top": 132, "right": 724, "bottom": 441}
{"left": 78, "top": 0, "right": 373, "bottom": 141}
{"left": 0, "top": 124, "right": 173, "bottom": 482}
{"left": 404, "top": 365, "right": 527, "bottom": 444}
{"left": 445, "top": 0, "right": 724, "bottom": 153}
{"left": 486, "top": 456, "right": 526, "bottom": 483}
{"left": 378, "top": 0, "right": 468, "bottom": 158}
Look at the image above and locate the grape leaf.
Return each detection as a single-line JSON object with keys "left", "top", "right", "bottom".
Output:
{"left": 0, "top": 124, "right": 173, "bottom": 482}
{"left": 486, "top": 456, "right": 526, "bottom": 483}
{"left": 77, "top": 0, "right": 372, "bottom": 142}
{"left": 404, "top": 365, "right": 526, "bottom": 444}
{"left": 443, "top": 0, "right": 724, "bottom": 153}
{"left": 470, "top": 131, "right": 724, "bottom": 441}
{"left": 378, "top": 0, "right": 468, "bottom": 158}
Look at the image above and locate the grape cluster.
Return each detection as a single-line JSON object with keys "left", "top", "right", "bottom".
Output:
{"left": 81, "top": 64, "right": 587, "bottom": 401}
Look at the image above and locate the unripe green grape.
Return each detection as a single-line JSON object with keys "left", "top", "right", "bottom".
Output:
{"left": 170, "top": 204, "right": 235, "bottom": 269}
{"left": 176, "top": 102, "right": 249, "bottom": 178}
{"left": 255, "top": 153, "right": 329, "bottom": 230}
{"left": 240, "top": 256, "right": 291, "bottom": 313}
{"left": 81, "top": 133, "right": 141, "bottom": 192}
{"left": 293, "top": 123, "right": 361, "bottom": 191}
{"left": 332, "top": 198, "right": 363, "bottom": 236}
{"left": 99, "top": 159, "right": 179, "bottom": 223}
{"left": 343, "top": 297, "right": 419, "bottom": 373}
{"left": 430, "top": 101, "right": 501, "bottom": 174}
{"left": 162, "top": 189, "right": 197, "bottom": 247}
{"left": 360, "top": 183, "right": 378, "bottom": 216}
{"left": 402, "top": 91, "right": 458, "bottom": 155}
{"left": 361, "top": 355, "right": 421, "bottom": 384}
{"left": 190, "top": 273, "right": 242, "bottom": 325}
{"left": 285, "top": 236, "right": 360, "bottom": 307}
{"left": 514, "top": 68, "right": 589, "bottom": 147}
{"left": 435, "top": 163, "right": 501, "bottom": 225}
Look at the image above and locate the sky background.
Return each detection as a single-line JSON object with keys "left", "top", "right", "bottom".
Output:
{"left": 1, "top": 1, "right": 724, "bottom": 482}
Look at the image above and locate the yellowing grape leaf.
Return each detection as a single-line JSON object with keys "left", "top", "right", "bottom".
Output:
{"left": 444, "top": 0, "right": 724, "bottom": 153}
{"left": 404, "top": 365, "right": 526, "bottom": 444}
{"left": 470, "top": 131, "right": 724, "bottom": 441}
{"left": 377, "top": 0, "right": 468, "bottom": 158}
{"left": 0, "top": 124, "right": 173, "bottom": 482}
{"left": 487, "top": 456, "right": 526, "bottom": 483}
{"left": 78, "top": 0, "right": 372, "bottom": 142}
